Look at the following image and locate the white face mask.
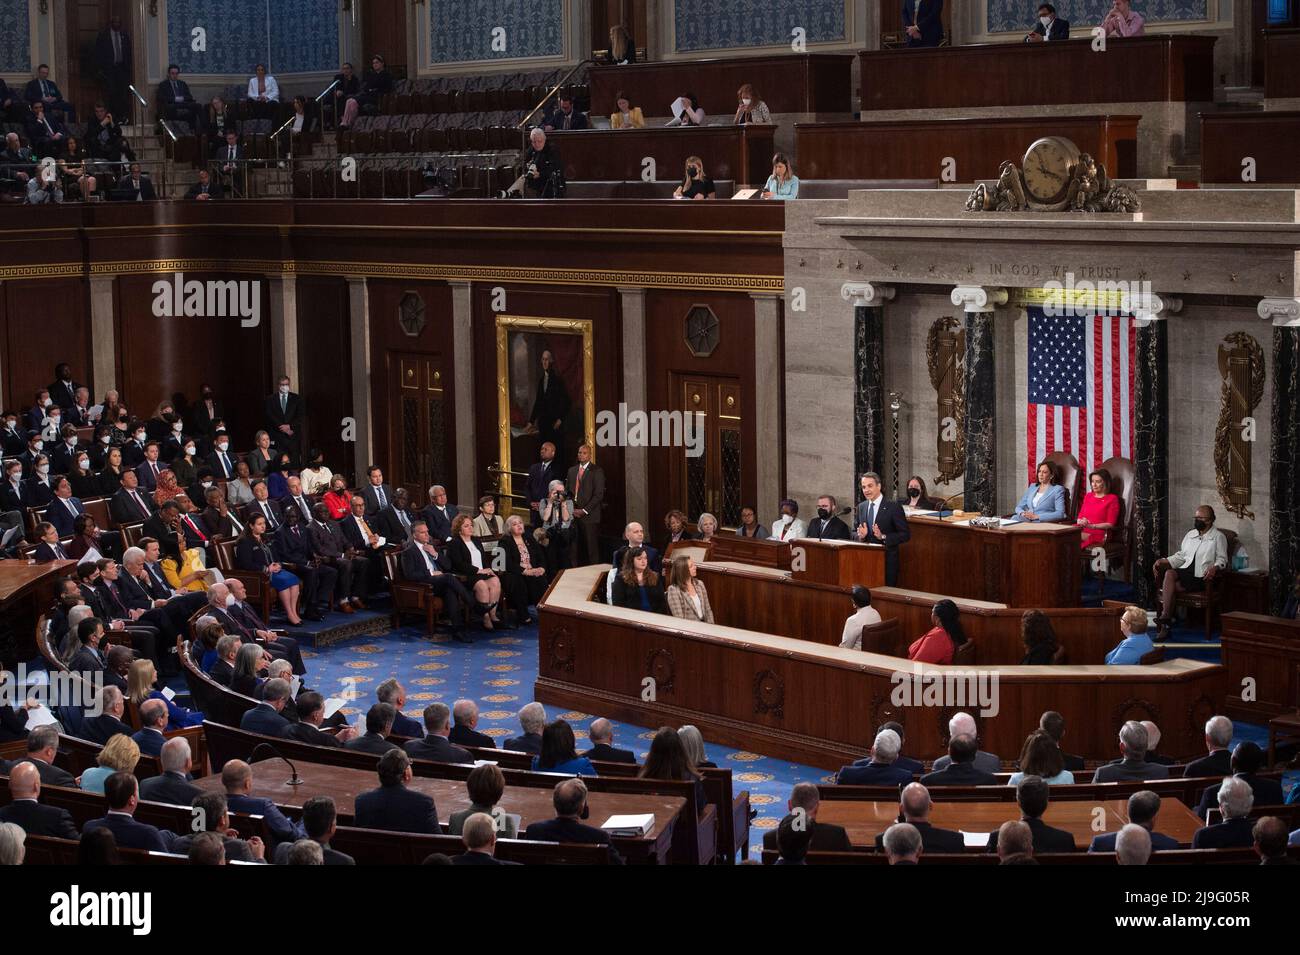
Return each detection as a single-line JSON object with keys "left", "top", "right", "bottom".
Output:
{"left": 201, "top": 481, "right": 213, "bottom": 489}
{"left": 185, "top": 445, "right": 196, "bottom": 456}
{"left": 42, "top": 397, "right": 52, "bottom": 408}
{"left": 32, "top": 441, "right": 43, "bottom": 452}
{"left": 1040, "top": 15, "right": 1052, "bottom": 26}
{"left": 741, "top": 97, "right": 751, "bottom": 106}
{"left": 77, "top": 458, "right": 89, "bottom": 470}
{"left": 279, "top": 385, "right": 290, "bottom": 395}
{"left": 36, "top": 465, "right": 49, "bottom": 475}
{"left": 4, "top": 420, "right": 14, "bottom": 430}
{"left": 134, "top": 432, "right": 145, "bottom": 442}
{"left": 66, "top": 436, "right": 77, "bottom": 447}
{"left": 100, "top": 434, "right": 111, "bottom": 444}
{"left": 216, "top": 442, "right": 229, "bottom": 452}
{"left": 224, "top": 594, "right": 237, "bottom": 607}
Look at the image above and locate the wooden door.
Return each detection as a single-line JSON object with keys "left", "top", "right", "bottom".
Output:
{"left": 390, "top": 353, "right": 449, "bottom": 501}
{"left": 66, "top": 0, "right": 125, "bottom": 119}
{"left": 363, "top": 2, "right": 409, "bottom": 77}
{"left": 673, "top": 373, "right": 743, "bottom": 526}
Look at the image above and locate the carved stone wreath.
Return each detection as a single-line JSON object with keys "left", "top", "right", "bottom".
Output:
{"left": 1185, "top": 694, "right": 1217, "bottom": 736}
{"left": 753, "top": 669, "right": 785, "bottom": 719}
{"left": 547, "top": 626, "right": 575, "bottom": 674}
{"left": 1111, "top": 698, "right": 1159, "bottom": 728}
{"left": 645, "top": 648, "right": 676, "bottom": 695}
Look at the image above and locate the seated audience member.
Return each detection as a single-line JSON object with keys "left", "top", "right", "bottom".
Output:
{"left": 673, "top": 156, "right": 715, "bottom": 200}
{"left": 505, "top": 701, "right": 546, "bottom": 754}
{"left": 1038, "top": 711, "right": 1085, "bottom": 771}
{"left": 173, "top": 792, "right": 265, "bottom": 863}
{"left": 222, "top": 758, "right": 307, "bottom": 844}
{"left": 86, "top": 103, "right": 133, "bottom": 163}
{"left": 1092, "top": 720, "right": 1170, "bottom": 783}
{"left": 1105, "top": 604, "right": 1155, "bottom": 664}
{"left": 1012, "top": 460, "right": 1066, "bottom": 523}
{"left": 0, "top": 680, "right": 36, "bottom": 744}
{"left": 609, "top": 90, "right": 644, "bottom": 128}
{"left": 1140, "top": 719, "right": 1177, "bottom": 766}
{"left": 68, "top": 453, "right": 100, "bottom": 501}
{"left": 448, "top": 764, "right": 518, "bottom": 839}
{"left": 695, "top": 512, "right": 719, "bottom": 542}
{"left": 1193, "top": 742, "right": 1283, "bottom": 817}
{"left": 1185, "top": 715, "right": 1235, "bottom": 778}
{"left": 883, "top": 823, "right": 922, "bottom": 865}
{"left": 1192, "top": 777, "right": 1256, "bottom": 849}
{"left": 448, "top": 513, "right": 503, "bottom": 629}
{"left": 664, "top": 553, "right": 714, "bottom": 623}
{"left": 663, "top": 509, "right": 696, "bottom": 547}
{"left": 733, "top": 84, "right": 771, "bottom": 125}
{"left": 283, "top": 840, "right": 323, "bottom": 864}
{"left": 1026, "top": 2, "right": 1070, "bottom": 41}
{"left": 774, "top": 814, "right": 812, "bottom": 864}
{"left": 26, "top": 65, "right": 75, "bottom": 120}
{"left": 185, "top": 168, "right": 222, "bottom": 199}
{"left": 203, "top": 94, "right": 234, "bottom": 139}
{"left": 130, "top": 698, "right": 168, "bottom": 758}
{"left": 1020, "top": 609, "right": 1060, "bottom": 665}
{"left": 665, "top": 92, "right": 704, "bottom": 127}
{"left": 236, "top": 515, "right": 302, "bottom": 625}
{"left": 1009, "top": 730, "right": 1074, "bottom": 785}
{"left": 239, "top": 676, "right": 292, "bottom": 736}
{"left": 1153, "top": 505, "right": 1228, "bottom": 638}
{"left": 922, "top": 734, "right": 999, "bottom": 786}
{"left": 1253, "top": 817, "right": 1294, "bottom": 865}
{"left": 899, "top": 475, "right": 942, "bottom": 510}
{"left": 156, "top": 64, "right": 197, "bottom": 125}
{"left": 354, "top": 749, "right": 439, "bottom": 834}
{"left": 298, "top": 448, "right": 333, "bottom": 495}
{"left": 209, "top": 579, "right": 306, "bottom": 674}
{"left": 346, "top": 703, "right": 400, "bottom": 756}
{"left": 449, "top": 699, "right": 496, "bottom": 750}
{"left": 0, "top": 762, "right": 79, "bottom": 839}
{"left": 863, "top": 721, "right": 924, "bottom": 775}
{"left": 139, "top": 738, "right": 203, "bottom": 806}
{"left": 523, "top": 777, "right": 624, "bottom": 864}
{"left": 902, "top": 0, "right": 944, "bottom": 47}
{"left": 762, "top": 152, "right": 798, "bottom": 200}
{"left": 1089, "top": 790, "right": 1181, "bottom": 852}
{"left": 543, "top": 92, "right": 588, "bottom": 131}
{"left": 96, "top": 446, "right": 125, "bottom": 497}
{"left": 611, "top": 546, "right": 667, "bottom": 613}
{"left": 837, "top": 728, "right": 913, "bottom": 786}
{"left": 987, "top": 775, "right": 1075, "bottom": 853}
{"left": 501, "top": 514, "right": 548, "bottom": 626}
{"left": 1077, "top": 468, "right": 1119, "bottom": 549}
{"left": 612, "top": 521, "right": 661, "bottom": 575}
{"left": 932, "top": 712, "right": 1001, "bottom": 773}
{"left": 996, "top": 820, "right": 1035, "bottom": 864}
{"left": 225, "top": 459, "right": 255, "bottom": 506}
{"left": 400, "top": 520, "right": 470, "bottom": 642}
{"left": 1101, "top": 0, "right": 1145, "bottom": 36}
{"left": 129, "top": 658, "right": 202, "bottom": 731}
{"left": 376, "top": 678, "right": 422, "bottom": 738}
{"left": 78, "top": 734, "right": 140, "bottom": 794}
{"left": 230, "top": 642, "right": 268, "bottom": 698}
{"left": 640, "top": 726, "right": 705, "bottom": 811}
{"left": 405, "top": 702, "right": 473, "bottom": 764}
{"left": 604, "top": 24, "right": 636, "bottom": 64}
{"left": 281, "top": 691, "right": 359, "bottom": 747}
{"left": 582, "top": 717, "right": 635, "bottom": 763}
{"left": 207, "top": 632, "right": 239, "bottom": 684}
{"left": 678, "top": 725, "right": 715, "bottom": 769}
{"left": 1, "top": 133, "right": 35, "bottom": 192}
{"left": 338, "top": 55, "right": 392, "bottom": 129}
{"left": 805, "top": 495, "right": 849, "bottom": 540}
{"left": 82, "top": 685, "right": 134, "bottom": 745}
{"left": 759, "top": 784, "right": 852, "bottom": 857}
{"left": 736, "top": 505, "right": 769, "bottom": 539}
{"left": 82, "top": 772, "right": 177, "bottom": 852}
{"left": 246, "top": 64, "right": 279, "bottom": 117}
{"left": 837, "top": 587, "right": 878, "bottom": 654}
{"left": 533, "top": 718, "right": 596, "bottom": 775}
{"left": 874, "top": 783, "right": 963, "bottom": 853}
{"left": 451, "top": 812, "right": 520, "bottom": 865}
{"left": 908, "top": 598, "right": 967, "bottom": 664}
{"left": 503, "top": 127, "right": 563, "bottom": 198}
{"left": 271, "top": 796, "right": 353, "bottom": 865}
{"left": 66, "top": 616, "right": 107, "bottom": 676}
{"left": 374, "top": 486, "right": 416, "bottom": 545}
{"left": 32, "top": 522, "right": 69, "bottom": 563}
{"left": 20, "top": 726, "right": 76, "bottom": 787}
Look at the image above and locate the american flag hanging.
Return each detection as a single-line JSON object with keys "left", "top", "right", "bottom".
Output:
{"left": 1026, "top": 306, "right": 1135, "bottom": 481}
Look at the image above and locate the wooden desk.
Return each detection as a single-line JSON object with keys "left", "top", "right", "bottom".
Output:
{"left": 793, "top": 538, "right": 884, "bottom": 588}
{"left": 813, "top": 798, "right": 1205, "bottom": 848}
{"left": 545, "top": 125, "right": 776, "bottom": 187}
{"left": 1201, "top": 112, "right": 1300, "bottom": 184}
{"left": 795, "top": 115, "right": 1139, "bottom": 181}
{"left": 702, "top": 533, "right": 792, "bottom": 569}
{"left": 0, "top": 559, "right": 74, "bottom": 669}
{"left": 859, "top": 36, "right": 1217, "bottom": 111}
{"left": 588, "top": 53, "right": 854, "bottom": 117}
{"left": 539, "top": 565, "right": 1227, "bottom": 768}
{"left": 1265, "top": 29, "right": 1300, "bottom": 99}
{"left": 192, "top": 759, "right": 683, "bottom": 864}
{"left": 1220, "top": 612, "right": 1300, "bottom": 722}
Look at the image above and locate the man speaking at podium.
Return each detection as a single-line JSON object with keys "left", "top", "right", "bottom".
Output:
{"left": 855, "top": 471, "right": 910, "bottom": 586}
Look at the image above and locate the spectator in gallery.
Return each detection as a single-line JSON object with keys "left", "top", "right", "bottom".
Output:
{"left": 672, "top": 155, "right": 715, "bottom": 200}
{"left": 736, "top": 505, "right": 769, "bottom": 538}
{"left": 609, "top": 90, "right": 644, "bottom": 128}
{"left": 611, "top": 546, "right": 666, "bottom": 614}
{"left": 733, "top": 84, "right": 771, "bottom": 125}
{"left": 664, "top": 553, "right": 714, "bottom": 624}
{"left": 338, "top": 55, "right": 393, "bottom": 130}
{"left": 762, "top": 152, "right": 799, "bottom": 199}
{"left": 665, "top": 92, "right": 704, "bottom": 127}
{"left": 1025, "top": 3, "right": 1070, "bottom": 42}
{"left": 908, "top": 598, "right": 967, "bottom": 665}
{"left": 664, "top": 509, "right": 696, "bottom": 547}
{"left": 899, "top": 475, "right": 942, "bottom": 510}
{"left": 1019, "top": 609, "right": 1059, "bottom": 665}
{"left": 1077, "top": 469, "right": 1120, "bottom": 549}
{"left": 604, "top": 24, "right": 636, "bottom": 65}
{"left": 1101, "top": 0, "right": 1145, "bottom": 37}
{"left": 695, "top": 512, "right": 718, "bottom": 542}
{"left": 1011, "top": 460, "right": 1066, "bottom": 523}
{"left": 1008, "top": 730, "right": 1074, "bottom": 786}
{"left": 1105, "top": 605, "right": 1154, "bottom": 665}
{"left": 839, "top": 585, "right": 881, "bottom": 650}
{"left": 246, "top": 64, "right": 280, "bottom": 118}
{"left": 770, "top": 499, "right": 805, "bottom": 541}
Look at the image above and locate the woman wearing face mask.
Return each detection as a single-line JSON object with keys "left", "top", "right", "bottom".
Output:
{"left": 88, "top": 425, "right": 114, "bottom": 470}
{"left": 170, "top": 438, "right": 199, "bottom": 489}
{"left": 770, "top": 499, "right": 805, "bottom": 541}
{"left": 323, "top": 477, "right": 352, "bottom": 519}
{"left": 299, "top": 449, "right": 332, "bottom": 496}
{"left": 160, "top": 412, "right": 186, "bottom": 461}
{"left": 68, "top": 450, "right": 99, "bottom": 499}
{"left": 123, "top": 421, "right": 149, "bottom": 468}
{"left": 147, "top": 400, "right": 175, "bottom": 441}
{"left": 96, "top": 446, "right": 124, "bottom": 496}
{"left": 673, "top": 155, "right": 715, "bottom": 200}
{"left": 266, "top": 454, "right": 292, "bottom": 499}
{"left": 26, "top": 455, "right": 55, "bottom": 507}
{"left": 1, "top": 413, "right": 25, "bottom": 456}
{"left": 898, "top": 475, "right": 942, "bottom": 511}
{"left": 733, "top": 84, "right": 771, "bottom": 125}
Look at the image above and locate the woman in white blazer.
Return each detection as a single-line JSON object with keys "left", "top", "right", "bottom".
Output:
{"left": 248, "top": 64, "right": 279, "bottom": 119}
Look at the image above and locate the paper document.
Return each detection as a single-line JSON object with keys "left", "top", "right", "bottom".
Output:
{"left": 24, "top": 705, "right": 59, "bottom": 729}
{"left": 961, "top": 830, "right": 990, "bottom": 848}
{"left": 322, "top": 696, "right": 347, "bottom": 719}
{"left": 601, "top": 813, "right": 654, "bottom": 836}
{"left": 160, "top": 686, "right": 176, "bottom": 701}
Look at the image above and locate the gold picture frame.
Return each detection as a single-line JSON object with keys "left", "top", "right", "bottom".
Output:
{"left": 495, "top": 314, "right": 596, "bottom": 514}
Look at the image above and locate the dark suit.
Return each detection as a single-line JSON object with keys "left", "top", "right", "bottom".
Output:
{"left": 529, "top": 369, "right": 571, "bottom": 462}
{"left": 1092, "top": 757, "right": 1171, "bottom": 783}
{"left": 275, "top": 521, "right": 336, "bottom": 612}
{"left": 1191, "top": 816, "right": 1256, "bottom": 849}
{"left": 34, "top": 541, "right": 71, "bottom": 564}
{"left": 138, "top": 771, "right": 203, "bottom": 806}
{"left": 1026, "top": 16, "right": 1070, "bottom": 41}
{"left": 110, "top": 485, "right": 155, "bottom": 525}
{"left": 24, "top": 111, "right": 66, "bottom": 157}
{"left": 310, "top": 518, "right": 368, "bottom": 601}
{"left": 240, "top": 703, "right": 291, "bottom": 736}
{"left": 545, "top": 107, "right": 590, "bottom": 131}
{"left": 988, "top": 816, "right": 1075, "bottom": 853}
{"left": 902, "top": 0, "right": 944, "bottom": 47}
{"left": 501, "top": 534, "right": 548, "bottom": 619}
{"left": 400, "top": 541, "right": 469, "bottom": 625}
{"left": 45, "top": 496, "right": 84, "bottom": 539}
{"left": 1184, "top": 750, "right": 1233, "bottom": 779}
{"left": 1089, "top": 828, "right": 1180, "bottom": 852}
{"left": 94, "top": 27, "right": 133, "bottom": 117}
{"left": 856, "top": 496, "right": 911, "bottom": 586}
{"left": 421, "top": 503, "right": 456, "bottom": 542}
{"left": 1194, "top": 774, "right": 1285, "bottom": 818}
{"left": 273, "top": 839, "right": 355, "bottom": 865}
{"left": 611, "top": 575, "right": 667, "bottom": 613}
{"left": 81, "top": 712, "right": 133, "bottom": 745}
{"left": 156, "top": 77, "right": 197, "bottom": 123}
{"left": 212, "top": 602, "right": 304, "bottom": 674}
{"left": 920, "top": 762, "right": 998, "bottom": 787}
{"left": 566, "top": 462, "right": 605, "bottom": 565}
{"left": 209, "top": 658, "right": 234, "bottom": 686}
{"left": 25, "top": 76, "right": 75, "bottom": 120}
{"left": 763, "top": 819, "right": 853, "bottom": 853}
{"left": 280, "top": 721, "right": 342, "bottom": 747}
{"left": 374, "top": 503, "right": 416, "bottom": 545}
{"left": 0, "top": 799, "right": 80, "bottom": 839}
{"left": 874, "top": 820, "right": 965, "bottom": 853}
{"left": 134, "top": 459, "right": 165, "bottom": 493}
{"left": 523, "top": 817, "right": 624, "bottom": 864}
{"left": 344, "top": 732, "right": 399, "bottom": 756}
{"left": 113, "top": 175, "right": 158, "bottom": 201}
{"left": 354, "top": 784, "right": 439, "bottom": 833}
{"left": 391, "top": 710, "right": 424, "bottom": 738}
{"left": 449, "top": 724, "right": 495, "bottom": 750}
{"left": 359, "top": 483, "right": 395, "bottom": 518}
{"left": 836, "top": 761, "right": 913, "bottom": 787}
{"left": 583, "top": 742, "right": 635, "bottom": 764}
{"left": 404, "top": 734, "right": 473, "bottom": 764}
{"left": 805, "top": 515, "right": 851, "bottom": 540}
{"left": 451, "top": 851, "right": 520, "bottom": 865}
{"left": 184, "top": 177, "right": 223, "bottom": 200}
{"left": 526, "top": 458, "right": 560, "bottom": 522}
{"left": 82, "top": 812, "right": 173, "bottom": 852}
{"left": 611, "top": 543, "right": 661, "bottom": 575}
{"left": 505, "top": 732, "right": 542, "bottom": 755}
{"left": 226, "top": 793, "right": 305, "bottom": 843}
{"left": 20, "top": 757, "right": 76, "bottom": 789}
{"left": 67, "top": 643, "right": 106, "bottom": 676}
{"left": 132, "top": 728, "right": 167, "bottom": 758}
{"left": 264, "top": 391, "right": 304, "bottom": 463}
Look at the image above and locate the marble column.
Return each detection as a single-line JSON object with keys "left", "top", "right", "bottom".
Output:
{"left": 951, "top": 286, "right": 1006, "bottom": 516}
{"left": 1131, "top": 317, "right": 1169, "bottom": 610}
{"left": 268, "top": 274, "right": 300, "bottom": 386}
{"left": 89, "top": 276, "right": 117, "bottom": 397}
{"left": 449, "top": 280, "right": 477, "bottom": 504}
{"left": 346, "top": 276, "right": 373, "bottom": 486}
{"left": 752, "top": 291, "right": 785, "bottom": 514}
{"left": 842, "top": 282, "right": 894, "bottom": 484}
{"left": 619, "top": 286, "right": 649, "bottom": 522}
{"left": 1259, "top": 298, "right": 1300, "bottom": 614}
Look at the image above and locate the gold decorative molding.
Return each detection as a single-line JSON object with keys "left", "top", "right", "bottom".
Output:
{"left": 1010, "top": 286, "right": 1127, "bottom": 311}
{"left": 0, "top": 262, "right": 85, "bottom": 281}
{"left": 1214, "top": 332, "right": 1265, "bottom": 520}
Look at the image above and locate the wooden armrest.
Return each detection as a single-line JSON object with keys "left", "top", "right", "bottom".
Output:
{"left": 695, "top": 803, "right": 718, "bottom": 865}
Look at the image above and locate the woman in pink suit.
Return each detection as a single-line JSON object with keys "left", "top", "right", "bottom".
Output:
{"left": 1076, "top": 469, "right": 1120, "bottom": 549}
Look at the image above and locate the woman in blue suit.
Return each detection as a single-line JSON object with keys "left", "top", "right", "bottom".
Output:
{"left": 1011, "top": 460, "right": 1066, "bottom": 522}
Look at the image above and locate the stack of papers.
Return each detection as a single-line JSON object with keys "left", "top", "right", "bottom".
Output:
{"left": 601, "top": 814, "right": 654, "bottom": 837}
{"left": 960, "top": 830, "right": 990, "bottom": 848}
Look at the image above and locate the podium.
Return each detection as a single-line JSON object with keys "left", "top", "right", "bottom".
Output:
{"left": 791, "top": 538, "right": 885, "bottom": 588}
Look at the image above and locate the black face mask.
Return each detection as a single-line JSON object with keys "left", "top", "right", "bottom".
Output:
{"left": 908, "top": 488, "right": 921, "bottom": 499}
{"left": 687, "top": 166, "right": 698, "bottom": 178}
{"left": 1193, "top": 518, "right": 1208, "bottom": 532}
{"left": 817, "top": 507, "right": 831, "bottom": 519}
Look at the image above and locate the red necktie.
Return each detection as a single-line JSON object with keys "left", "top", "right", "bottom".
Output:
{"left": 575, "top": 466, "right": 583, "bottom": 497}
{"left": 184, "top": 515, "right": 207, "bottom": 541}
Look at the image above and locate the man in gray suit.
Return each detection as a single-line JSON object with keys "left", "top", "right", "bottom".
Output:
{"left": 566, "top": 443, "right": 605, "bottom": 566}
{"left": 930, "top": 712, "right": 1001, "bottom": 774}
{"left": 1091, "top": 720, "right": 1171, "bottom": 783}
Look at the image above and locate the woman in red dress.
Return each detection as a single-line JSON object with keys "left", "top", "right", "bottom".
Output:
{"left": 1076, "top": 469, "right": 1120, "bottom": 550}
{"left": 321, "top": 475, "right": 352, "bottom": 520}
{"left": 908, "top": 598, "right": 967, "bottom": 665}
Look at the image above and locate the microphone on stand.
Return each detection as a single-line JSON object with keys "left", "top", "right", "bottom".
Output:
{"left": 249, "top": 742, "right": 303, "bottom": 786}
{"left": 934, "top": 492, "right": 965, "bottom": 520}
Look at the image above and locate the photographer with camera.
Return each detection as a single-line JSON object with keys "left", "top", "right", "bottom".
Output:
{"left": 535, "top": 479, "right": 574, "bottom": 575}
{"left": 503, "top": 127, "right": 564, "bottom": 199}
